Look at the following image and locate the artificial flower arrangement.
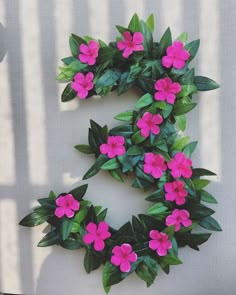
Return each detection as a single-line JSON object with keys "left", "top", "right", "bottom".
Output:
{"left": 20, "top": 14, "right": 221, "bottom": 292}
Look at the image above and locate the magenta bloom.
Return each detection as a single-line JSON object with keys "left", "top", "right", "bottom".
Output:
{"left": 166, "top": 209, "right": 192, "bottom": 231}
{"left": 71, "top": 72, "right": 94, "bottom": 99}
{"left": 164, "top": 180, "right": 188, "bottom": 205}
{"left": 154, "top": 77, "right": 181, "bottom": 104}
{"left": 137, "top": 112, "right": 163, "bottom": 138}
{"left": 100, "top": 136, "right": 126, "bottom": 158}
{"left": 162, "top": 41, "right": 190, "bottom": 69}
{"left": 78, "top": 40, "right": 99, "bottom": 66}
{"left": 143, "top": 153, "right": 167, "bottom": 179}
{"left": 54, "top": 194, "right": 80, "bottom": 218}
{"left": 149, "top": 230, "right": 172, "bottom": 256}
{"left": 111, "top": 243, "right": 138, "bottom": 273}
{"left": 167, "top": 152, "right": 192, "bottom": 178}
{"left": 117, "top": 31, "right": 144, "bottom": 58}
{"left": 83, "top": 221, "right": 111, "bottom": 251}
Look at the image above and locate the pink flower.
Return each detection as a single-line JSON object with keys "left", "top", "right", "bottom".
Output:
{"left": 166, "top": 209, "right": 192, "bottom": 231}
{"left": 154, "top": 77, "right": 181, "bottom": 104}
{"left": 71, "top": 72, "right": 94, "bottom": 99}
{"left": 164, "top": 180, "right": 188, "bottom": 205}
{"left": 54, "top": 194, "right": 80, "bottom": 218}
{"left": 83, "top": 221, "right": 111, "bottom": 251}
{"left": 143, "top": 153, "right": 167, "bottom": 179}
{"left": 100, "top": 136, "right": 126, "bottom": 159}
{"left": 149, "top": 230, "right": 172, "bottom": 256}
{"left": 162, "top": 41, "right": 190, "bottom": 69}
{"left": 111, "top": 243, "right": 138, "bottom": 272}
{"left": 137, "top": 112, "right": 163, "bottom": 138}
{"left": 117, "top": 31, "right": 144, "bottom": 58}
{"left": 78, "top": 40, "right": 99, "bottom": 66}
{"left": 167, "top": 152, "right": 192, "bottom": 178}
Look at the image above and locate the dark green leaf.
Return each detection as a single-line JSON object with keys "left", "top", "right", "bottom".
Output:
{"left": 135, "top": 93, "right": 153, "bottom": 109}
{"left": 192, "top": 168, "right": 216, "bottom": 178}
{"left": 109, "top": 170, "right": 124, "bottom": 183}
{"left": 74, "top": 144, "right": 93, "bottom": 154}
{"left": 199, "top": 216, "right": 222, "bottom": 231}
{"left": 200, "top": 190, "right": 218, "bottom": 204}
{"left": 61, "top": 83, "right": 77, "bottom": 102}
{"left": 184, "top": 39, "right": 200, "bottom": 61}
{"left": 159, "top": 27, "right": 172, "bottom": 56}
{"left": 131, "top": 130, "right": 146, "bottom": 144}
{"left": 96, "top": 69, "right": 120, "bottom": 92}
{"left": 62, "top": 218, "right": 73, "bottom": 240}
{"left": 102, "top": 262, "right": 123, "bottom": 292}
{"left": 61, "top": 56, "right": 77, "bottom": 65}
{"left": 180, "top": 68, "right": 195, "bottom": 84}
{"left": 84, "top": 250, "right": 104, "bottom": 273}
{"left": 177, "top": 85, "right": 197, "bottom": 98}
{"left": 83, "top": 155, "right": 108, "bottom": 180}
{"left": 146, "top": 14, "right": 154, "bottom": 33}
{"left": 69, "top": 184, "right": 88, "bottom": 201}
{"left": 114, "top": 110, "right": 133, "bottom": 122}
{"left": 192, "top": 179, "right": 210, "bottom": 191}
{"left": 187, "top": 203, "right": 215, "bottom": 219}
{"left": 60, "top": 236, "right": 83, "bottom": 250}
{"left": 127, "top": 145, "right": 143, "bottom": 156}
{"left": 171, "top": 136, "right": 189, "bottom": 151}
{"left": 101, "top": 158, "right": 120, "bottom": 170}
{"left": 19, "top": 210, "right": 53, "bottom": 227}
{"left": 139, "top": 20, "right": 153, "bottom": 54}
{"left": 135, "top": 256, "right": 158, "bottom": 287}
{"left": 147, "top": 202, "right": 168, "bottom": 216}
{"left": 176, "top": 32, "right": 188, "bottom": 43}
{"left": 160, "top": 253, "right": 182, "bottom": 265}
{"left": 145, "top": 189, "right": 164, "bottom": 202}
{"left": 172, "top": 96, "right": 197, "bottom": 116}
{"left": 128, "top": 13, "right": 140, "bottom": 32}
{"left": 183, "top": 141, "right": 198, "bottom": 157}
{"left": 194, "top": 76, "right": 220, "bottom": 91}
{"left": 175, "top": 114, "right": 186, "bottom": 131}
{"left": 37, "top": 229, "right": 60, "bottom": 247}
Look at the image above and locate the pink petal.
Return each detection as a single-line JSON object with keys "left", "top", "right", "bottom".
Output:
{"left": 107, "top": 151, "right": 116, "bottom": 158}
{"left": 186, "top": 158, "right": 193, "bottom": 166}
{"left": 162, "top": 56, "right": 173, "bottom": 68}
{"left": 111, "top": 255, "right": 121, "bottom": 266}
{"left": 173, "top": 41, "right": 184, "bottom": 50}
{"left": 123, "top": 31, "right": 132, "bottom": 41}
{"left": 175, "top": 152, "right": 185, "bottom": 162}
{"left": 87, "top": 57, "right": 96, "bottom": 65}
{"left": 120, "top": 243, "right": 132, "bottom": 254}
{"left": 117, "top": 40, "right": 127, "bottom": 50}
{"left": 142, "top": 112, "right": 153, "bottom": 121}
{"left": 174, "top": 223, "right": 181, "bottom": 231}
{"left": 140, "top": 127, "right": 150, "bottom": 138}
{"left": 115, "top": 136, "right": 125, "bottom": 145}
{"left": 86, "top": 222, "right": 97, "bottom": 234}
{"left": 107, "top": 136, "right": 115, "bottom": 145}
{"left": 157, "top": 246, "right": 168, "bottom": 256}
{"left": 182, "top": 219, "right": 192, "bottom": 228}
{"left": 152, "top": 167, "right": 163, "bottom": 179}
{"left": 133, "top": 32, "right": 144, "bottom": 44}
{"left": 79, "top": 44, "right": 89, "bottom": 54}
{"left": 56, "top": 196, "right": 66, "bottom": 207}
{"left": 65, "top": 208, "right": 75, "bottom": 218}
{"left": 88, "top": 40, "right": 99, "bottom": 50}
{"left": 153, "top": 114, "right": 163, "bottom": 124}
{"left": 112, "top": 246, "right": 122, "bottom": 256}
{"left": 165, "top": 192, "right": 176, "bottom": 202}
{"left": 182, "top": 168, "right": 192, "bottom": 178}
{"left": 163, "top": 240, "right": 172, "bottom": 250}
{"left": 149, "top": 230, "right": 159, "bottom": 240}
{"left": 149, "top": 240, "right": 158, "bottom": 250}
{"left": 85, "top": 72, "right": 94, "bottom": 82}
{"left": 166, "top": 93, "right": 176, "bottom": 104}
{"left": 173, "top": 58, "right": 185, "bottom": 69}
{"left": 77, "top": 88, "right": 88, "bottom": 99}
{"left": 64, "top": 194, "right": 74, "bottom": 204}
{"left": 150, "top": 125, "right": 160, "bottom": 135}
{"left": 133, "top": 44, "right": 144, "bottom": 51}
{"left": 166, "top": 46, "right": 176, "bottom": 57}
{"left": 74, "top": 72, "right": 85, "bottom": 82}
{"left": 175, "top": 196, "right": 186, "bottom": 205}
{"left": 55, "top": 207, "right": 65, "bottom": 218}
{"left": 178, "top": 49, "right": 190, "bottom": 60}
{"left": 154, "top": 79, "right": 166, "bottom": 91}
{"left": 137, "top": 118, "right": 147, "bottom": 129}
{"left": 123, "top": 47, "right": 133, "bottom": 58}
{"left": 83, "top": 233, "right": 95, "bottom": 245}
{"left": 172, "top": 209, "right": 181, "bottom": 217}
{"left": 98, "top": 221, "right": 109, "bottom": 232}
{"left": 180, "top": 210, "right": 190, "bottom": 219}
{"left": 144, "top": 163, "right": 152, "bottom": 174}
{"left": 94, "top": 239, "right": 105, "bottom": 251}
{"left": 120, "top": 261, "right": 131, "bottom": 273}
{"left": 154, "top": 91, "right": 166, "bottom": 101}
{"left": 99, "top": 231, "right": 111, "bottom": 240}
{"left": 166, "top": 215, "right": 176, "bottom": 227}
{"left": 100, "top": 143, "right": 109, "bottom": 155}
{"left": 128, "top": 252, "right": 137, "bottom": 262}
{"left": 115, "top": 146, "right": 126, "bottom": 156}
{"left": 79, "top": 54, "right": 89, "bottom": 64}
{"left": 171, "top": 82, "right": 181, "bottom": 94}
{"left": 163, "top": 77, "right": 172, "bottom": 86}
{"left": 71, "top": 81, "right": 81, "bottom": 92}
{"left": 144, "top": 153, "right": 154, "bottom": 164}
{"left": 86, "top": 81, "right": 94, "bottom": 91}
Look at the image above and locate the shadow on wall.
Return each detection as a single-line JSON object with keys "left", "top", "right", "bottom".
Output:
{"left": 0, "top": 23, "right": 7, "bottom": 62}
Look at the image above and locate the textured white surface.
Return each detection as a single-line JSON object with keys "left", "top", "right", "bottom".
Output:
{"left": 0, "top": 0, "right": 236, "bottom": 294}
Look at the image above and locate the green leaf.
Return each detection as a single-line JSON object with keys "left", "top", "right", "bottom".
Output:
{"left": 159, "top": 27, "right": 172, "bottom": 56}
{"left": 135, "top": 256, "right": 158, "bottom": 287}
{"left": 180, "top": 68, "right": 195, "bottom": 84}
{"left": 145, "top": 189, "right": 164, "bottom": 202}
{"left": 61, "top": 218, "right": 73, "bottom": 240}
{"left": 69, "top": 35, "right": 79, "bottom": 56}
{"left": 61, "top": 56, "right": 77, "bottom": 65}
{"left": 160, "top": 253, "right": 182, "bottom": 265}
{"left": 131, "top": 130, "right": 146, "bottom": 144}
{"left": 172, "top": 96, "right": 197, "bottom": 116}
{"left": 83, "top": 155, "right": 108, "bottom": 180}
{"left": 188, "top": 203, "right": 215, "bottom": 219}
{"left": 61, "top": 83, "right": 77, "bottom": 102}
{"left": 109, "top": 170, "right": 124, "bottom": 183}
{"left": 146, "top": 14, "right": 154, "bottom": 33}
{"left": 183, "top": 141, "right": 198, "bottom": 157}
{"left": 135, "top": 93, "right": 153, "bottom": 109}
{"left": 139, "top": 20, "right": 153, "bottom": 54}
{"left": 127, "top": 145, "right": 143, "bottom": 156}
{"left": 37, "top": 229, "right": 60, "bottom": 247}
{"left": 194, "top": 76, "right": 220, "bottom": 91}
{"left": 19, "top": 210, "right": 53, "bottom": 227}
{"left": 175, "top": 114, "right": 186, "bottom": 131}
{"left": 84, "top": 250, "right": 104, "bottom": 273}
{"left": 96, "top": 69, "right": 120, "bottom": 92}
{"left": 178, "top": 232, "right": 211, "bottom": 250}
{"left": 199, "top": 216, "right": 222, "bottom": 231}
{"left": 102, "top": 262, "right": 123, "bottom": 292}
{"left": 176, "top": 32, "right": 188, "bottom": 43}
{"left": 60, "top": 236, "right": 83, "bottom": 250}
{"left": 48, "top": 190, "right": 56, "bottom": 200}
{"left": 147, "top": 202, "right": 168, "bottom": 216}
{"left": 200, "top": 190, "right": 218, "bottom": 204}
{"left": 114, "top": 110, "right": 133, "bottom": 122}
{"left": 69, "top": 184, "right": 88, "bottom": 201}
{"left": 192, "top": 168, "right": 216, "bottom": 178}
{"left": 128, "top": 13, "right": 140, "bottom": 32}
{"left": 101, "top": 158, "right": 120, "bottom": 170}
{"left": 74, "top": 144, "right": 93, "bottom": 154}
{"left": 184, "top": 39, "right": 200, "bottom": 61}
{"left": 110, "top": 124, "right": 133, "bottom": 138}
{"left": 171, "top": 136, "right": 189, "bottom": 151}
{"left": 74, "top": 206, "right": 89, "bottom": 224}
{"left": 177, "top": 85, "right": 197, "bottom": 98}
{"left": 116, "top": 25, "right": 128, "bottom": 35}
{"left": 192, "top": 179, "right": 210, "bottom": 191}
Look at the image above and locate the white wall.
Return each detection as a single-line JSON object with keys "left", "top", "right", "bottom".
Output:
{"left": 0, "top": 0, "right": 235, "bottom": 294}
